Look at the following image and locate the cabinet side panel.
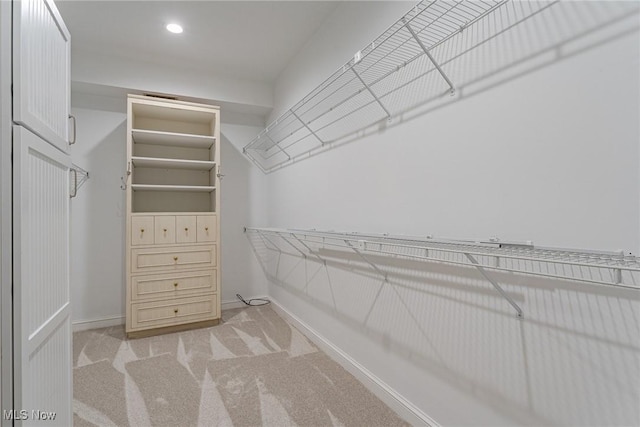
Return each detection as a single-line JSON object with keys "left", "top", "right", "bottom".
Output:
{"left": 0, "top": 0, "right": 13, "bottom": 419}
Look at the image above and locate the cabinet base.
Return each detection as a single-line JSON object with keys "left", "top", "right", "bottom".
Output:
{"left": 126, "top": 318, "right": 220, "bottom": 339}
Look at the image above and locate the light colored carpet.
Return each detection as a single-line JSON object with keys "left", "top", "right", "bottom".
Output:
{"left": 72, "top": 305, "right": 409, "bottom": 427}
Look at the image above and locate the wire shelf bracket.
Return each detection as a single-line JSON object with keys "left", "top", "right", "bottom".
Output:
{"left": 351, "top": 67, "right": 392, "bottom": 121}
{"left": 401, "top": 16, "right": 455, "bottom": 95}
{"left": 345, "top": 239, "right": 388, "bottom": 281}
{"left": 280, "top": 234, "right": 309, "bottom": 260}
{"left": 291, "top": 233, "right": 327, "bottom": 266}
{"left": 70, "top": 163, "right": 89, "bottom": 198}
{"left": 290, "top": 109, "right": 326, "bottom": 146}
{"left": 245, "top": 227, "right": 640, "bottom": 319}
{"left": 464, "top": 253, "right": 523, "bottom": 318}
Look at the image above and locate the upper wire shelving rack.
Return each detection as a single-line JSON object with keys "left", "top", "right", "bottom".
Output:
{"left": 245, "top": 227, "right": 640, "bottom": 318}
{"left": 243, "top": 0, "right": 508, "bottom": 173}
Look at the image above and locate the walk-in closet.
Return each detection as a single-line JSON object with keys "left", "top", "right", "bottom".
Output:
{"left": 1, "top": 1, "right": 638, "bottom": 426}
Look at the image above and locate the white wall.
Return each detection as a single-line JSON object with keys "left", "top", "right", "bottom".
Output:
{"left": 253, "top": 1, "right": 640, "bottom": 426}
{"left": 268, "top": 1, "right": 639, "bottom": 253}
{"left": 219, "top": 123, "right": 270, "bottom": 304}
{"left": 72, "top": 49, "right": 273, "bottom": 113}
{"left": 69, "top": 91, "right": 267, "bottom": 326}
{"left": 69, "top": 94, "right": 128, "bottom": 326}
{"left": 270, "top": 1, "right": 413, "bottom": 121}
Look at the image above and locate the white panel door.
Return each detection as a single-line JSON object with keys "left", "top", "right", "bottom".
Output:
{"left": 13, "top": 126, "right": 72, "bottom": 426}
{"left": 13, "top": 0, "right": 71, "bottom": 153}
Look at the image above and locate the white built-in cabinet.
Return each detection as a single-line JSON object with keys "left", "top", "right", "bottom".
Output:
{"left": 13, "top": 0, "right": 73, "bottom": 152}
{"left": 11, "top": 0, "right": 73, "bottom": 424}
{"left": 126, "top": 95, "right": 221, "bottom": 338}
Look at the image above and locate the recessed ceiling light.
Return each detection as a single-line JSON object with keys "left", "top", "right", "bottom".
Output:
{"left": 166, "top": 23, "right": 183, "bottom": 34}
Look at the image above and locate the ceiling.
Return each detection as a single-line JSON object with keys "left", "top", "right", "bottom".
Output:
{"left": 56, "top": 1, "right": 340, "bottom": 84}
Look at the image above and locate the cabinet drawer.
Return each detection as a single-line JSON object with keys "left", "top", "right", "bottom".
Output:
{"left": 176, "top": 216, "right": 197, "bottom": 243}
{"left": 154, "top": 216, "right": 175, "bottom": 244}
{"left": 132, "top": 270, "right": 217, "bottom": 301}
{"left": 197, "top": 215, "right": 216, "bottom": 242}
{"left": 131, "top": 216, "right": 154, "bottom": 245}
{"left": 131, "top": 245, "right": 216, "bottom": 273}
{"left": 131, "top": 295, "right": 218, "bottom": 330}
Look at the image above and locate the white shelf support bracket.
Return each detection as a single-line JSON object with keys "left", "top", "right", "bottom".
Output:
{"left": 402, "top": 17, "right": 455, "bottom": 95}
{"left": 257, "top": 231, "right": 282, "bottom": 254}
{"left": 464, "top": 253, "right": 523, "bottom": 318}
{"left": 265, "top": 134, "right": 291, "bottom": 160}
{"left": 290, "top": 109, "right": 325, "bottom": 146}
{"left": 345, "top": 240, "right": 388, "bottom": 281}
{"left": 351, "top": 68, "right": 392, "bottom": 120}
{"left": 244, "top": 149, "right": 269, "bottom": 174}
{"left": 258, "top": 231, "right": 284, "bottom": 277}
{"left": 250, "top": 143, "right": 269, "bottom": 160}
{"left": 280, "top": 235, "right": 307, "bottom": 259}
{"left": 291, "top": 233, "right": 327, "bottom": 266}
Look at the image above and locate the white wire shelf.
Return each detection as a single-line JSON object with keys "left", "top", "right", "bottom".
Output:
{"left": 243, "top": 0, "right": 511, "bottom": 172}
{"left": 245, "top": 227, "right": 640, "bottom": 318}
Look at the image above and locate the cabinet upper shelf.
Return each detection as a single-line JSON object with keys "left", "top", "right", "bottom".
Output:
{"left": 131, "top": 156, "right": 216, "bottom": 171}
{"left": 132, "top": 129, "right": 216, "bottom": 149}
{"left": 131, "top": 184, "right": 216, "bottom": 193}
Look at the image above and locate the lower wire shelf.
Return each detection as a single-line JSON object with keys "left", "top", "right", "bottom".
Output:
{"left": 244, "top": 227, "right": 640, "bottom": 318}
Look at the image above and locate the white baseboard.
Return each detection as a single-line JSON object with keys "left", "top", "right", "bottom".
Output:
{"left": 72, "top": 315, "right": 124, "bottom": 332}
{"left": 221, "top": 299, "right": 249, "bottom": 310}
{"left": 268, "top": 297, "right": 439, "bottom": 427}
{"left": 221, "top": 295, "right": 271, "bottom": 310}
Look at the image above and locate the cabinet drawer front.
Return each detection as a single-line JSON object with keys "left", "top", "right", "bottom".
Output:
{"left": 154, "top": 216, "right": 175, "bottom": 244}
{"left": 131, "top": 246, "right": 216, "bottom": 273}
{"left": 131, "top": 295, "right": 217, "bottom": 330}
{"left": 131, "top": 216, "right": 154, "bottom": 245}
{"left": 197, "top": 215, "right": 217, "bottom": 242}
{"left": 176, "top": 216, "right": 197, "bottom": 243}
{"left": 132, "top": 270, "right": 217, "bottom": 301}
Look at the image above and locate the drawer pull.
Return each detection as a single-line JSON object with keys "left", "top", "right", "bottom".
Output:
{"left": 140, "top": 229, "right": 145, "bottom": 233}
{"left": 173, "top": 256, "right": 178, "bottom": 262}
{"left": 163, "top": 228, "right": 167, "bottom": 233}
{"left": 184, "top": 227, "right": 189, "bottom": 232}
{"left": 174, "top": 282, "right": 178, "bottom": 287}
{"left": 174, "top": 308, "right": 179, "bottom": 314}
{"left": 205, "top": 227, "right": 209, "bottom": 232}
